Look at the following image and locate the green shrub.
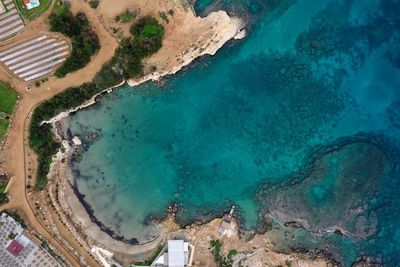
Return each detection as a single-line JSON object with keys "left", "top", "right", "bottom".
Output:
{"left": 227, "top": 250, "right": 237, "bottom": 259}
{"left": 0, "top": 192, "right": 8, "bottom": 205}
{"left": 211, "top": 240, "right": 222, "bottom": 254}
{"left": 88, "top": 0, "right": 99, "bottom": 9}
{"left": 159, "top": 11, "right": 169, "bottom": 23}
{"left": 130, "top": 16, "right": 164, "bottom": 56}
{"left": 3, "top": 211, "right": 26, "bottom": 228}
{"left": 210, "top": 240, "right": 236, "bottom": 267}
{"left": 131, "top": 16, "right": 164, "bottom": 39}
{"left": 0, "top": 82, "right": 18, "bottom": 114}
{"left": 49, "top": 1, "right": 100, "bottom": 77}
{"left": 133, "top": 245, "right": 164, "bottom": 266}
{"left": 119, "top": 9, "right": 138, "bottom": 24}
{"left": 0, "top": 180, "right": 8, "bottom": 192}
{"left": 0, "top": 118, "right": 9, "bottom": 142}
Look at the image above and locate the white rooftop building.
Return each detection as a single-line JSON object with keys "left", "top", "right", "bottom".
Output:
{"left": 152, "top": 240, "right": 193, "bottom": 267}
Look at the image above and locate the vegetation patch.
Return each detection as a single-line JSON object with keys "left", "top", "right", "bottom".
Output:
{"left": 116, "top": 9, "right": 138, "bottom": 24}
{"left": 210, "top": 240, "right": 237, "bottom": 267}
{"left": 50, "top": 0, "right": 100, "bottom": 77}
{"left": 0, "top": 82, "right": 17, "bottom": 143}
{"left": 0, "top": 119, "right": 9, "bottom": 143}
{"left": 0, "top": 179, "right": 8, "bottom": 205}
{"left": 29, "top": 16, "right": 164, "bottom": 189}
{"left": 14, "top": 0, "right": 52, "bottom": 20}
{"left": 40, "top": 241, "right": 68, "bottom": 265}
{"left": 88, "top": 0, "right": 99, "bottom": 9}
{"left": 0, "top": 82, "right": 18, "bottom": 114}
{"left": 117, "top": 16, "right": 164, "bottom": 77}
{"left": 133, "top": 244, "right": 164, "bottom": 266}
{"left": 2, "top": 211, "right": 26, "bottom": 228}
{"left": 132, "top": 16, "right": 164, "bottom": 40}
{"left": 159, "top": 11, "right": 169, "bottom": 23}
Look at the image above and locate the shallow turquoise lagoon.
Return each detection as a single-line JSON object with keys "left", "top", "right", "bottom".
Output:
{"left": 64, "top": 0, "right": 400, "bottom": 265}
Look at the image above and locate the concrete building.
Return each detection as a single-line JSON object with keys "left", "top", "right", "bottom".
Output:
{"left": 152, "top": 240, "right": 194, "bottom": 267}
{"left": 218, "top": 206, "right": 235, "bottom": 237}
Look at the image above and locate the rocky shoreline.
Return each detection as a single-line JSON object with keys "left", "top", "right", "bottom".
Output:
{"left": 36, "top": 7, "right": 247, "bottom": 265}
{"left": 35, "top": 4, "right": 370, "bottom": 266}
{"left": 127, "top": 11, "right": 245, "bottom": 87}
{"left": 46, "top": 128, "right": 344, "bottom": 266}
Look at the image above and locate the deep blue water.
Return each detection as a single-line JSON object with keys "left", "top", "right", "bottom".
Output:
{"left": 64, "top": 0, "right": 400, "bottom": 265}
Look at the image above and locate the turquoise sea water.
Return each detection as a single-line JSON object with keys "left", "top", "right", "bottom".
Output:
{"left": 64, "top": 0, "right": 400, "bottom": 265}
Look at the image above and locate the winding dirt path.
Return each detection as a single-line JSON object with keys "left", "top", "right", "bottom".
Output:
{"left": 0, "top": 1, "right": 118, "bottom": 266}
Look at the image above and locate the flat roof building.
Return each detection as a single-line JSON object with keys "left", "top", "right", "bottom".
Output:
{"left": 0, "top": 213, "right": 61, "bottom": 267}
{"left": 152, "top": 240, "right": 193, "bottom": 267}
{"left": 6, "top": 240, "right": 24, "bottom": 257}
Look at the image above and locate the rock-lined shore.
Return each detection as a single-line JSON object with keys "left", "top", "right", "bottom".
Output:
{"left": 128, "top": 10, "right": 245, "bottom": 86}
{"left": 34, "top": 2, "right": 341, "bottom": 267}
{"left": 35, "top": 4, "right": 248, "bottom": 266}
{"left": 47, "top": 137, "right": 338, "bottom": 266}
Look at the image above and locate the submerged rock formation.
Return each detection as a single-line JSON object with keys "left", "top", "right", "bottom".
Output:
{"left": 257, "top": 140, "right": 387, "bottom": 238}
